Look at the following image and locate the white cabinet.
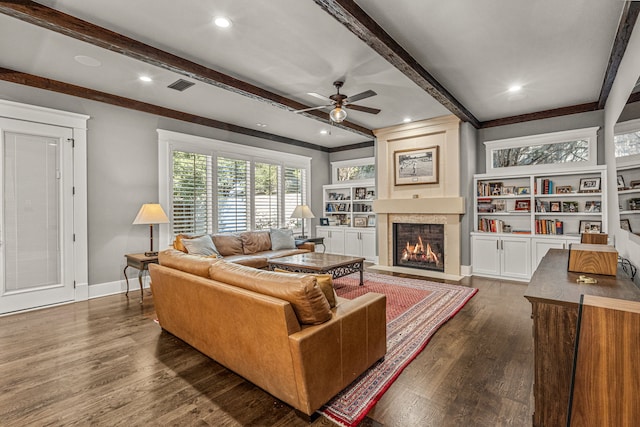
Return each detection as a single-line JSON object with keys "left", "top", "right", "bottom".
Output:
{"left": 472, "top": 166, "right": 607, "bottom": 280}
{"left": 315, "top": 227, "right": 345, "bottom": 254}
{"left": 531, "top": 236, "right": 580, "bottom": 271}
{"left": 472, "top": 234, "right": 531, "bottom": 281}
{"left": 344, "top": 229, "right": 377, "bottom": 261}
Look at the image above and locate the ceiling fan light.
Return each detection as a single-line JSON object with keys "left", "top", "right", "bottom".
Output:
{"left": 330, "top": 107, "right": 347, "bottom": 123}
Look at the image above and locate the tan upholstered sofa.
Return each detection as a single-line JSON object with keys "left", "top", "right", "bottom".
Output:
{"left": 149, "top": 249, "right": 387, "bottom": 417}
{"left": 173, "top": 230, "right": 315, "bottom": 268}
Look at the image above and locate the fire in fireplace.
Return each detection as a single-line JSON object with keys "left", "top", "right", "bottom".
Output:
{"left": 393, "top": 223, "right": 444, "bottom": 272}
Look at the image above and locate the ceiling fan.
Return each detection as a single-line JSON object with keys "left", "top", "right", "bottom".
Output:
{"left": 295, "top": 81, "right": 380, "bottom": 123}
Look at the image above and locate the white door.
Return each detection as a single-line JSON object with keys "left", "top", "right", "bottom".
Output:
{"left": 0, "top": 118, "right": 74, "bottom": 314}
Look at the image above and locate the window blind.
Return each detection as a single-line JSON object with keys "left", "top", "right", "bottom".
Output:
{"left": 254, "top": 162, "right": 280, "bottom": 230}
{"left": 217, "top": 156, "right": 250, "bottom": 233}
{"left": 171, "top": 150, "right": 212, "bottom": 235}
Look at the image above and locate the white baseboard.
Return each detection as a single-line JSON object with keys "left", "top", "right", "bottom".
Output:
{"left": 88, "top": 278, "right": 150, "bottom": 300}
{"left": 75, "top": 282, "right": 89, "bottom": 301}
{"left": 460, "top": 265, "right": 472, "bottom": 277}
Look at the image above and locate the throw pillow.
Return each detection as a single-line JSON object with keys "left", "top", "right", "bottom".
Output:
{"left": 270, "top": 228, "right": 296, "bottom": 250}
{"left": 181, "top": 234, "right": 222, "bottom": 258}
{"left": 274, "top": 269, "right": 337, "bottom": 308}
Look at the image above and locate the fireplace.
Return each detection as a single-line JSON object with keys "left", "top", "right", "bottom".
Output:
{"left": 393, "top": 223, "right": 445, "bottom": 272}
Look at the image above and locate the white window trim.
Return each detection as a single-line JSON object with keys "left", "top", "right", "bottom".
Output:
{"left": 331, "top": 156, "right": 375, "bottom": 184}
{"left": 484, "top": 127, "right": 599, "bottom": 175}
{"left": 158, "top": 129, "right": 311, "bottom": 246}
{"left": 614, "top": 117, "right": 640, "bottom": 168}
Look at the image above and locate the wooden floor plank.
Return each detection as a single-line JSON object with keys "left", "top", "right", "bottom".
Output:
{"left": 0, "top": 273, "right": 534, "bottom": 426}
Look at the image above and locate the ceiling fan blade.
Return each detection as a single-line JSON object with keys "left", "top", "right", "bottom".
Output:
{"left": 344, "top": 89, "right": 376, "bottom": 103}
{"left": 294, "top": 104, "right": 331, "bottom": 113}
{"left": 307, "top": 92, "right": 333, "bottom": 102}
{"left": 345, "top": 104, "right": 381, "bottom": 114}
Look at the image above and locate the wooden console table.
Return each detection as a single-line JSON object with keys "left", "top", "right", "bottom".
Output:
{"left": 524, "top": 249, "right": 640, "bottom": 427}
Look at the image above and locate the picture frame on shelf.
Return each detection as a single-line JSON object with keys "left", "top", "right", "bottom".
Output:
{"left": 367, "top": 215, "right": 376, "bottom": 227}
{"left": 489, "top": 182, "right": 503, "bottom": 196}
{"left": 629, "top": 198, "right": 640, "bottom": 210}
{"left": 502, "top": 186, "right": 515, "bottom": 196}
{"left": 493, "top": 199, "right": 506, "bottom": 212}
{"left": 620, "top": 219, "right": 632, "bottom": 232}
{"left": 617, "top": 175, "right": 626, "bottom": 189}
{"left": 319, "top": 217, "right": 329, "bottom": 226}
{"left": 353, "top": 216, "right": 368, "bottom": 227}
{"left": 579, "top": 220, "right": 602, "bottom": 234}
{"left": 354, "top": 187, "right": 367, "bottom": 200}
{"left": 550, "top": 201, "right": 561, "bottom": 212}
{"left": 630, "top": 180, "right": 640, "bottom": 189}
{"left": 578, "top": 177, "right": 601, "bottom": 193}
{"left": 561, "top": 201, "right": 579, "bottom": 213}
{"left": 516, "top": 186, "right": 530, "bottom": 195}
{"left": 515, "top": 199, "right": 531, "bottom": 211}
{"left": 584, "top": 201, "right": 601, "bottom": 213}
{"left": 394, "top": 146, "right": 439, "bottom": 185}
{"left": 366, "top": 190, "right": 375, "bottom": 199}
{"left": 556, "top": 185, "right": 572, "bottom": 194}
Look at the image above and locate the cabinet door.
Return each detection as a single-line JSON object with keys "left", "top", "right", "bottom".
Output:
{"left": 500, "top": 236, "right": 531, "bottom": 280}
{"left": 471, "top": 235, "right": 500, "bottom": 276}
{"left": 326, "top": 228, "right": 345, "bottom": 254}
{"left": 316, "top": 228, "right": 333, "bottom": 252}
{"left": 344, "top": 230, "right": 361, "bottom": 257}
{"left": 360, "top": 230, "right": 377, "bottom": 261}
{"left": 532, "top": 238, "right": 567, "bottom": 271}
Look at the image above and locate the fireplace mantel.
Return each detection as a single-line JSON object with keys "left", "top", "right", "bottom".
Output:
{"left": 373, "top": 197, "right": 465, "bottom": 215}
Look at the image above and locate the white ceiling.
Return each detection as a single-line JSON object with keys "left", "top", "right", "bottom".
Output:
{"left": 0, "top": 0, "right": 628, "bottom": 148}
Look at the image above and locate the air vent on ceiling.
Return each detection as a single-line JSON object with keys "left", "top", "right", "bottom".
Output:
{"left": 167, "top": 79, "right": 195, "bottom": 91}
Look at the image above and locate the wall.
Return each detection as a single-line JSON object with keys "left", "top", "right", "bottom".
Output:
{"left": 459, "top": 122, "right": 477, "bottom": 267}
{"left": 0, "top": 81, "right": 330, "bottom": 288}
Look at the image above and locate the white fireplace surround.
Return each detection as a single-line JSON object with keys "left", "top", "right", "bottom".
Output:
{"left": 372, "top": 198, "right": 464, "bottom": 280}
{"left": 371, "top": 115, "right": 465, "bottom": 281}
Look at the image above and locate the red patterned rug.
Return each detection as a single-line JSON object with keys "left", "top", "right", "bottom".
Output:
{"left": 319, "top": 272, "right": 477, "bottom": 427}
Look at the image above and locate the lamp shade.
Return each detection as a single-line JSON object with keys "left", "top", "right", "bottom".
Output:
{"left": 290, "top": 204, "right": 315, "bottom": 219}
{"left": 132, "top": 203, "right": 169, "bottom": 225}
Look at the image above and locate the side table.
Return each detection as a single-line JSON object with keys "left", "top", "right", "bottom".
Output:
{"left": 123, "top": 253, "right": 159, "bottom": 302}
{"left": 295, "top": 236, "right": 325, "bottom": 253}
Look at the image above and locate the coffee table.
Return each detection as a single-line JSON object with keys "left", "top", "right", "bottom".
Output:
{"left": 268, "top": 253, "right": 365, "bottom": 286}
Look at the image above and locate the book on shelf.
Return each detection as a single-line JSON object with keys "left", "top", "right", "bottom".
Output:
{"left": 535, "top": 219, "right": 563, "bottom": 235}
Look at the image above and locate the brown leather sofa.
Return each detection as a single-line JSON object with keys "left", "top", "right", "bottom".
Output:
{"left": 173, "top": 230, "right": 315, "bottom": 268}
{"left": 149, "top": 249, "right": 387, "bottom": 417}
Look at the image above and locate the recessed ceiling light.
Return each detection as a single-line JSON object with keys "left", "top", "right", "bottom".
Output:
{"left": 508, "top": 85, "right": 522, "bottom": 93}
{"left": 139, "top": 76, "right": 152, "bottom": 82}
{"left": 403, "top": 117, "right": 412, "bottom": 123}
{"left": 214, "top": 16, "right": 232, "bottom": 28}
{"left": 74, "top": 55, "right": 101, "bottom": 67}
{"left": 256, "top": 123, "right": 267, "bottom": 128}
{"left": 320, "top": 129, "right": 328, "bottom": 135}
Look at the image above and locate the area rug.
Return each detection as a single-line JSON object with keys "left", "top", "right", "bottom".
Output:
{"left": 319, "top": 272, "right": 477, "bottom": 427}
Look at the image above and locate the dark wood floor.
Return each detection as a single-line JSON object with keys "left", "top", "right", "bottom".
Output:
{"left": 0, "top": 272, "right": 533, "bottom": 426}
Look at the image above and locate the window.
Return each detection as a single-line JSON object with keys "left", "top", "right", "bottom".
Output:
{"left": 615, "top": 118, "right": 640, "bottom": 159}
{"left": 484, "top": 127, "right": 598, "bottom": 173}
{"left": 172, "top": 151, "right": 212, "bottom": 235}
{"left": 159, "top": 130, "right": 311, "bottom": 242}
{"left": 332, "top": 157, "right": 375, "bottom": 183}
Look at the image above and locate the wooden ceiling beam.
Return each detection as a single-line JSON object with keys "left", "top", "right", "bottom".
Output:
{"left": 598, "top": 2, "right": 640, "bottom": 109}
{"left": 313, "top": 0, "right": 480, "bottom": 128}
{"left": 0, "top": 0, "right": 373, "bottom": 138}
{"left": 0, "top": 67, "right": 333, "bottom": 152}
{"left": 480, "top": 102, "right": 599, "bottom": 129}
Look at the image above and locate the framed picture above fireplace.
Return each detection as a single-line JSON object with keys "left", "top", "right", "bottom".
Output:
{"left": 394, "top": 146, "right": 439, "bottom": 186}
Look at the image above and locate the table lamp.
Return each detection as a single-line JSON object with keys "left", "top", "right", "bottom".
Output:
{"left": 290, "top": 204, "right": 315, "bottom": 239}
{"left": 133, "top": 203, "right": 169, "bottom": 256}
